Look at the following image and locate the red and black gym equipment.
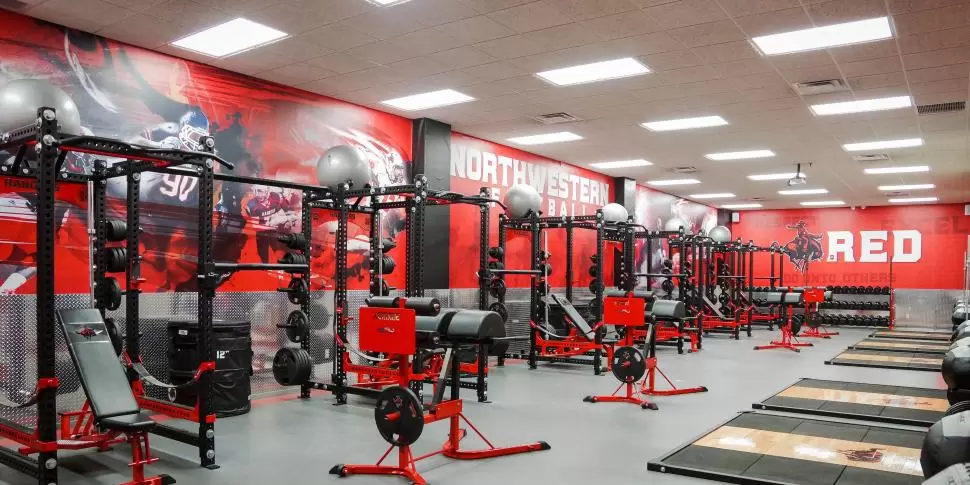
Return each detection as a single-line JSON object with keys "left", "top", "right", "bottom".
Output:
{"left": 754, "top": 290, "right": 813, "bottom": 352}
{"left": 798, "top": 288, "right": 839, "bottom": 339}
{"left": 331, "top": 297, "right": 549, "bottom": 484}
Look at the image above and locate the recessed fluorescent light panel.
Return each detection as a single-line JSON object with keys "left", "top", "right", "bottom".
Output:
{"left": 864, "top": 165, "right": 930, "bottom": 175}
{"left": 381, "top": 89, "right": 474, "bottom": 111}
{"left": 778, "top": 188, "right": 829, "bottom": 195}
{"left": 507, "top": 132, "right": 582, "bottom": 145}
{"left": 843, "top": 138, "right": 923, "bottom": 151}
{"left": 889, "top": 197, "right": 938, "bottom": 203}
{"left": 536, "top": 58, "right": 649, "bottom": 86}
{"left": 800, "top": 200, "right": 845, "bottom": 206}
{"left": 748, "top": 172, "right": 804, "bottom": 181}
{"left": 705, "top": 150, "right": 775, "bottom": 161}
{"left": 722, "top": 203, "right": 762, "bottom": 209}
{"left": 367, "top": 0, "right": 412, "bottom": 5}
{"left": 171, "top": 18, "right": 288, "bottom": 57}
{"left": 647, "top": 178, "right": 700, "bottom": 186}
{"left": 751, "top": 17, "right": 893, "bottom": 56}
{"left": 878, "top": 184, "right": 935, "bottom": 191}
{"left": 810, "top": 96, "right": 912, "bottom": 116}
{"left": 589, "top": 159, "right": 652, "bottom": 169}
{"left": 642, "top": 116, "right": 728, "bottom": 132}
{"left": 690, "top": 193, "right": 735, "bottom": 199}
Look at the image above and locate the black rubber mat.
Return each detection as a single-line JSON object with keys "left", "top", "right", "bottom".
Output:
{"left": 825, "top": 349, "right": 941, "bottom": 372}
{"left": 850, "top": 338, "right": 950, "bottom": 354}
{"left": 754, "top": 378, "right": 947, "bottom": 427}
{"left": 648, "top": 411, "right": 925, "bottom": 485}
{"left": 869, "top": 330, "right": 950, "bottom": 341}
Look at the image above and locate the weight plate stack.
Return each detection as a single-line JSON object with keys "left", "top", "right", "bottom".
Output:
{"left": 272, "top": 347, "right": 312, "bottom": 386}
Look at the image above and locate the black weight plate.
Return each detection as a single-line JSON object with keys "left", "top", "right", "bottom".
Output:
{"left": 381, "top": 238, "right": 397, "bottom": 254}
{"left": 104, "top": 247, "right": 127, "bottom": 273}
{"left": 487, "top": 246, "right": 503, "bottom": 261}
{"left": 272, "top": 347, "right": 312, "bottom": 386}
{"left": 488, "top": 302, "right": 509, "bottom": 322}
{"left": 488, "top": 278, "right": 507, "bottom": 299}
{"left": 487, "top": 260, "right": 504, "bottom": 271}
{"left": 805, "top": 311, "right": 821, "bottom": 329}
{"left": 279, "top": 233, "right": 308, "bottom": 250}
{"left": 611, "top": 346, "right": 646, "bottom": 383}
{"left": 375, "top": 386, "right": 424, "bottom": 446}
{"left": 105, "top": 219, "right": 128, "bottom": 242}
{"left": 588, "top": 266, "right": 597, "bottom": 277}
{"left": 104, "top": 317, "right": 123, "bottom": 356}
{"left": 540, "top": 263, "right": 552, "bottom": 276}
{"left": 288, "top": 278, "right": 309, "bottom": 305}
{"left": 104, "top": 277, "right": 122, "bottom": 311}
{"left": 285, "top": 310, "right": 309, "bottom": 343}
{"left": 789, "top": 315, "right": 802, "bottom": 335}
{"left": 589, "top": 279, "right": 604, "bottom": 294}
{"left": 381, "top": 255, "right": 396, "bottom": 275}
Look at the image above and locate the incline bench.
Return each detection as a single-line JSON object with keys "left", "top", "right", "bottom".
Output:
{"left": 58, "top": 308, "right": 175, "bottom": 485}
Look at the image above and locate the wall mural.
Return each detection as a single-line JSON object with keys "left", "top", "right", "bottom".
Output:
{"left": 0, "top": 11, "right": 413, "bottom": 293}
{"left": 732, "top": 204, "right": 970, "bottom": 290}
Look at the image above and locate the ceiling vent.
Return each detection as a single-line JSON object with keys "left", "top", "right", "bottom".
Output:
{"left": 749, "top": 197, "right": 767, "bottom": 202}
{"left": 885, "top": 191, "right": 909, "bottom": 197}
{"left": 916, "top": 101, "right": 966, "bottom": 115}
{"left": 791, "top": 79, "right": 849, "bottom": 96}
{"left": 532, "top": 112, "right": 581, "bottom": 125}
{"left": 671, "top": 166, "right": 697, "bottom": 174}
{"left": 852, "top": 154, "right": 890, "bottom": 162}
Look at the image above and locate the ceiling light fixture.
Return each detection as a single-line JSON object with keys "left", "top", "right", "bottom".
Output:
{"left": 366, "top": 0, "right": 412, "bottom": 5}
{"left": 864, "top": 165, "right": 930, "bottom": 174}
{"left": 381, "top": 89, "right": 474, "bottom": 111}
{"left": 721, "top": 203, "right": 762, "bottom": 209}
{"left": 878, "top": 184, "right": 935, "bottom": 191}
{"left": 641, "top": 115, "right": 728, "bottom": 132}
{"left": 690, "top": 193, "right": 735, "bottom": 199}
{"left": 748, "top": 172, "right": 804, "bottom": 181}
{"left": 705, "top": 149, "right": 775, "bottom": 161}
{"left": 536, "top": 58, "right": 650, "bottom": 86}
{"left": 843, "top": 138, "right": 923, "bottom": 151}
{"left": 810, "top": 96, "right": 912, "bottom": 116}
{"left": 507, "top": 131, "right": 583, "bottom": 145}
{"left": 171, "top": 18, "right": 288, "bottom": 57}
{"left": 751, "top": 17, "right": 893, "bottom": 56}
{"left": 646, "top": 178, "right": 700, "bottom": 186}
{"left": 800, "top": 200, "right": 845, "bottom": 206}
{"left": 589, "top": 159, "right": 652, "bottom": 169}
{"left": 889, "top": 197, "right": 938, "bottom": 203}
{"left": 778, "top": 188, "right": 829, "bottom": 195}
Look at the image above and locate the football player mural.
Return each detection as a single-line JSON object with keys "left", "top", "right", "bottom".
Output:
{"left": 0, "top": 12, "right": 413, "bottom": 293}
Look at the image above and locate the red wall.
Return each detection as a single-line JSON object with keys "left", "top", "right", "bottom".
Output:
{"left": 449, "top": 133, "right": 614, "bottom": 289}
{"left": 732, "top": 204, "right": 970, "bottom": 290}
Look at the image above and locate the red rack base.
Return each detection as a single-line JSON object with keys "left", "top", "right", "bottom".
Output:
{"left": 639, "top": 358, "right": 708, "bottom": 397}
{"left": 584, "top": 382, "right": 659, "bottom": 410}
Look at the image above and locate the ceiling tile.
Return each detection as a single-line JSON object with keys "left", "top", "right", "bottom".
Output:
{"left": 652, "top": 65, "right": 722, "bottom": 86}
{"left": 846, "top": 71, "right": 909, "bottom": 91}
{"left": 828, "top": 40, "right": 899, "bottom": 63}
{"left": 464, "top": 75, "right": 549, "bottom": 98}
{"left": 97, "top": 13, "right": 191, "bottom": 48}
{"left": 733, "top": 7, "right": 812, "bottom": 37}
{"left": 715, "top": 0, "right": 801, "bottom": 17}
{"left": 630, "top": 0, "right": 679, "bottom": 7}
{"left": 417, "top": 70, "right": 485, "bottom": 87}
{"left": 390, "top": 0, "right": 479, "bottom": 28}
{"left": 474, "top": 35, "right": 552, "bottom": 59}
{"left": 213, "top": 52, "right": 292, "bottom": 75}
{"left": 460, "top": 61, "right": 531, "bottom": 83}
{"left": 459, "top": 0, "right": 534, "bottom": 14}
{"left": 385, "top": 56, "right": 452, "bottom": 78}
{"left": 776, "top": 64, "right": 844, "bottom": 84}
{"left": 902, "top": 45, "right": 970, "bottom": 69}
{"left": 727, "top": 72, "right": 790, "bottom": 91}
{"left": 521, "top": 22, "right": 607, "bottom": 51}
{"left": 102, "top": 0, "right": 169, "bottom": 10}
{"left": 711, "top": 57, "right": 775, "bottom": 77}
{"left": 345, "top": 41, "right": 417, "bottom": 65}
{"left": 641, "top": 50, "right": 705, "bottom": 71}
{"left": 669, "top": 20, "right": 747, "bottom": 48}
{"left": 340, "top": 9, "right": 424, "bottom": 40}
{"left": 277, "top": 0, "right": 372, "bottom": 23}
{"left": 909, "top": 77, "right": 969, "bottom": 97}
{"left": 248, "top": 3, "right": 336, "bottom": 34}
{"left": 543, "top": 0, "right": 639, "bottom": 20}
{"left": 905, "top": 63, "right": 970, "bottom": 84}
{"left": 888, "top": 0, "right": 968, "bottom": 14}
{"left": 692, "top": 40, "right": 760, "bottom": 63}
{"left": 432, "top": 15, "right": 516, "bottom": 44}
{"left": 766, "top": 50, "right": 835, "bottom": 71}
{"left": 255, "top": 62, "right": 336, "bottom": 85}
{"left": 898, "top": 26, "right": 970, "bottom": 55}
{"left": 253, "top": 36, "right": 334, "bottom": 63}
{"left": 302, "top": 23, "right": 378, "bottom": 51}
{"left": 30, "top": 0, "right": 135, "bottom": 35}
{"left": 837, "top": 56, "right": 903, "bottom": 77}
{"left": 604, "top": 32, "right": 684, "bottom": 57}
{"left": 305, "top": 52, "right": 379, "bottom": 74}
{"left": 893, "top": 3, "right": 970, "bottom": 36}
{"left": 641, "top": 0, "right": 729, "bottom": 29}
{"left": 804, "top": 0, "right": 889, "bottom": 24}
{"left": 427, "top": 46, "right": 499, "bottom": 70}
{"left": 390, "top": 28, "right": 464, "bottom": 57}
{"left": 486, "top": 1, "right": 573, "bottom": 33}
{"left": 580, "top": 9, "right": 664, "bottom": 40}
{"left": 146, "top": 0, "right": 230, "bottom": 32}
{"left": 193, "top": 0, "right": 282, "bottom": 13}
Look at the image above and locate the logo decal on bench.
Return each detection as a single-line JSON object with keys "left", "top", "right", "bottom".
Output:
{"left": 76, "top": 326, "right": 103, "bottom": 339}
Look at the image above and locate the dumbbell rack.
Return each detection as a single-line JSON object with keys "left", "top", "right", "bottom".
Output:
{"left": 815, "top": 286, "right": 894, "bottom": 328}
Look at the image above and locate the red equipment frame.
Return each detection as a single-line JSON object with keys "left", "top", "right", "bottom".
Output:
{"left": 798, "top": 288, "right": 839, "bottom": 339}
{"left": 332, "top": 300, "right": 549, "bottom": 484}
{"left": 754, "top": 292, "right": 813, "bottom": 352}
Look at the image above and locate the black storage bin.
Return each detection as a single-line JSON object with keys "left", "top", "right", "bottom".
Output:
{"left": 168, "top": 318, "right": 252, "bottom": 417}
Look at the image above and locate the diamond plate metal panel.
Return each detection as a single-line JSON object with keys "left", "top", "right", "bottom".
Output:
{"left": 895, "top": 289, "right": 965, "bottom": 330}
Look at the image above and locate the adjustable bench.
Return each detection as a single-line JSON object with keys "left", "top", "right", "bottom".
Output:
{"left": 58, "top": 308, "right": 175, "bottom": 485}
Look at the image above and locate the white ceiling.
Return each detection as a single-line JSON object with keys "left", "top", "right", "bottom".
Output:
{"left": 18, "top": 0, "right": 970, "bottom": 209}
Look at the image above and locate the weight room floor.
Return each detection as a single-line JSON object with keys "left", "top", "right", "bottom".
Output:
{"left": 0, "top": 328, "right": 945, "bottom": 485}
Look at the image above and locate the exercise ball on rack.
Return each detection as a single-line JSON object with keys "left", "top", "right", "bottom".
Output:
{"left": 601, "top": 203, "right": 628, "bottom": 223}
{"left": 943, "top": 346, "right": 970, "bottom": 390}
{"left": 921, "top": 411, "right": 970, "bottom": 479}
{"left": 664, "top": 217, "right": 689, "bottom": 233}
{"left": 709, "top": 225, "right": 732, "bottom": 243}
{"left": 503, "top": 184, "right": 541, "bottom": 218}
{"left": 316, "top": 145, "right": 372, "bottom": 189}
{"left": 0, "top": 79, "right": 82, "bottom": 135}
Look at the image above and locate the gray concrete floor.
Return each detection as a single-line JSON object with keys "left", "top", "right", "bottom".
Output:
{"left": 0, "top": 327, "right": 945, "bottom": 485}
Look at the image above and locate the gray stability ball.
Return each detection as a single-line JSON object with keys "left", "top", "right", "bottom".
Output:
{"left": 503, "top": 184, "right": 541, "bottom": 218}
{"left": 956, "top": 309, "right": 969, "bottom": 326}
{"left": 316, "top": 145, "right": 372, "bottom": 189}
{"left": 601, "top": 203, "right": 628, "bottom": 223}
{"left": 921, "top": 463, "right": 970, "bottom": 485}
{"left": 952, "top": 336, "right": 970, "bottom": 350}
{"left": 955, "top": 322, "right": 970, "bottom": 342}
{"left": 921, "top": 411, "right": 970, "bottom": 479}
{"left": 664, "top": 217, "right": 688, "bottom": 233}
{"left": 0, "top": 79, "right": 82, "bottom": 135}
{"left": 943, "top": 345, "right": 970, "bottom": 390}
{"left": 709, "top": 225, "right": 732, "bottom": 243}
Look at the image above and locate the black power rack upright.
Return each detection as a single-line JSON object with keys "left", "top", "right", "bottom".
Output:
{"left": 303, "top": 179, "right": 496, "bottom": 403}
{"left": 0, "top": 106, "right": 234, "bottom": 482}
{"left": 489, "top": 212, "right": 631, "bottom": 375}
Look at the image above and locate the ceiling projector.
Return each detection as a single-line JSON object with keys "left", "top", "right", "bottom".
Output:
{"left": 787, "top": 174, "right": 807, "bottom": 187}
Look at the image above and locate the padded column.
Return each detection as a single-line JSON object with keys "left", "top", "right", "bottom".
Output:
{"left": 412, "top": 118, "right": 452, "bottom": 291}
